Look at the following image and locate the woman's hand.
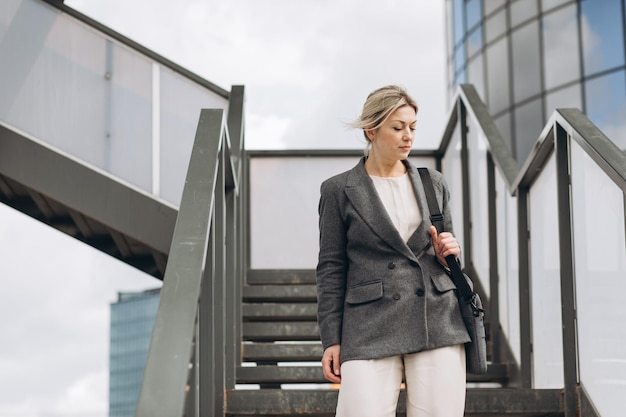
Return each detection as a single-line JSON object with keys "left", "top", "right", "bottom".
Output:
{"left": 430, "top": 225, "right": 460, "bottom": 268}
{"left": 321, "top": 344, "right": 341, "bottom": 383}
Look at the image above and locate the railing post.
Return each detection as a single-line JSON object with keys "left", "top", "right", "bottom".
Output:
{"left": 199, "top": 209, "right": 216, "bottom": 416}
{"left": 517, "top": 188, "right": 533, "bottom": 389}
{"left": 213, "top": 140, "right": 227, "bottom": 417}
{"left": 487, "top": 154, "right": 501, "bottom": 364}
{"left": 227, "top": 86, "right": 245, "bottom": 368}
{"left": 555, "top": 124, "right": 578, "bottom": 417}
{"left": 458, "top": 100, "right": 473, "bottom": 266}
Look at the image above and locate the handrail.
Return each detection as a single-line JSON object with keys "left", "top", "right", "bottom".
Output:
{"left": 443, "top": 83, "right": 625, "bottom": 417}
{"left": 135, "top": 88, "right": 245, "bottom": 417}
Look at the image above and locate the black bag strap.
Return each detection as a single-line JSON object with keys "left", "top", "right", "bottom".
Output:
{"left": 417, "top": 168, "right": 474, "bottom": 302}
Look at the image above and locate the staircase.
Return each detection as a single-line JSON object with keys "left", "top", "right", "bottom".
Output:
{"left": 225, "top": 270, "right": 563, "bottom": 416}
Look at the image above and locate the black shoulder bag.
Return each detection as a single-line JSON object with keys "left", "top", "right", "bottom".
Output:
{"left": 418, "top": 168, "right": 488, "bottom": 375}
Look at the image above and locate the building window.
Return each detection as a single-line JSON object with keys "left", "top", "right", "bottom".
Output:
{"left": 580, "top": 0, "right": 625, "bottom": 76}
{"left": 512, "top": 21, "right": 542, "bottom": 102}
{"left": 542, "top": 4, "right": 580, "bottom": 90}
{"left": 585, "top": 70, "right": 626, "bottom": 151}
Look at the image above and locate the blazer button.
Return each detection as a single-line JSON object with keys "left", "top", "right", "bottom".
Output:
{"left": 388, "top": 262, "right": 396, "bottom": 269}
{"left": 416, "top": 288, "right": 425, "bottom": 297}
{"left": 393, "top": 293, "right": 401, "bottom": 300}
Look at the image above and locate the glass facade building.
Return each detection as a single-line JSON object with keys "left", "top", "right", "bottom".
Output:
{"left": 446, "top": 0, "right": 626, "bottom": 162}
{"left": 109, "top": 289, "right": 160, "bottom": 417}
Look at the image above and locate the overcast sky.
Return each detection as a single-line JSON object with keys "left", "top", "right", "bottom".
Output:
{"left": 0, "top": 1, "right": 448, "bottom": 416}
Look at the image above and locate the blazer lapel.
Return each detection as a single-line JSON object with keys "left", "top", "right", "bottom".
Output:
{"left": 344, "top": 158, "right": 419, "bottom": 262}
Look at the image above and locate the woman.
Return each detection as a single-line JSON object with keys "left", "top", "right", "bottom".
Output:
{"left": 316, "top": 85, "right": 469, "bottom": 416}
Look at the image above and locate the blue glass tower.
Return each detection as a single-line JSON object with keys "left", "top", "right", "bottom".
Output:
{"left": 109, "top": 289, "right": 160, "bottom": 417}
{"left": 446, "top": 0, "right": 626, "bottom": 161}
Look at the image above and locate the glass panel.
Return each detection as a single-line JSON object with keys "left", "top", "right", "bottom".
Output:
{"left": 467, "top": 118, "right": 490, "bottom": 294}
{"left": 453, "top": 0, "right": 464, "bottom": 47}
{"left": 514, "top": 98, "right": 544, "bottom": 163}
{"left": 511, "top": 0, "right": 538, "bottom": 28}
{"left": 249, "top": 156, "right": 436, "bottom": 269}
{"left": 542, "top": 5, "right": 580, "bottom": 90}
{"left": 455, "top": 67, "right": 467, "bottom": 88}
{"left": 541, "top": 0, "right": 573, "bottom": 11}
{"left": 571, "top": 140, "right": 626, "bottom": 417}
{"left": 581, "top": 0, "right": 624, "bottom": 76}
{"left": 466, "top": 0, "right": 482, "bottom": 30}
{"left": 544, "top": 83, "right": 582, "bottom": 121}
{"left": 486, "top": 38, "right": 510, "bottom": 113}
{"left": 442, "top": 125, "right": 465, "bottom": 266}
{"left": 468, "top": 53, "right": 486, "bottom": 101}
{"left": 529, "top": 154, "right": 564, "bottom": 388}
{"left": 159, "top": 66, "right": 229, "bottom": 205}
{"left": 454, "top": 43, "right": 466, "bottom": 73}
{"left": 512, "top": 21, "right": 542, "bottom": 102}
{"left": 485, "top": 8, "right": 507, "bottom": 43}
{"left": 467, "top": 26, "right": 483, "bottom": 57}
{"left": 0, "top": 0, "right": 228, "bottom": 203}
{"left": 584, "top": 70, "right": 626, "bottom": 152}
{"left": 485, "top": 0, "right": 506, "bottom": 15}
{"left": 495, "top": 172, "right": 520, "bottom": 363}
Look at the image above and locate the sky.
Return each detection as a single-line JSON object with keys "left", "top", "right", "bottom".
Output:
{"left": 0, "top": 1, "right": 448, "bottom": 416}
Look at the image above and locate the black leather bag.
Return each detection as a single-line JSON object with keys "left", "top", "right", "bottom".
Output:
{"left": 418, "top": 168, "right": 488, "bottom": 375}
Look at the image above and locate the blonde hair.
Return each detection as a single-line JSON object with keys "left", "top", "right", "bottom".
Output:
{"left": 351, "top": 85, "right": 418, "bottom": 149}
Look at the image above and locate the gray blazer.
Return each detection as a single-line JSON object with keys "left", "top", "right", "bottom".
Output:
{"left": 316, "top": 158, "right": 470, "bottom": 364}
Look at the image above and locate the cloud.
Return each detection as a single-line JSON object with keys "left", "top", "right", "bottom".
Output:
{"left": 0, "top": 205, "right": 159, "bottom": 417}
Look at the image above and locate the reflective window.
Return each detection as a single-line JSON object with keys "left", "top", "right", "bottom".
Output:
{"left": 455, "top": 67, "right": 467, "bottom": 88}
{"left": 581, "top": 0, "right": 625, "bottom": 76}
{"left": 542, "top": 0, "right": 574, "bottom": 12}
{"left": 454, "top": 43, "right": 466, "bottom": 73}
{"left": 466, "top": 0, "right": 482, "bottom": 30}
{"left": 468, "top": 53, "right": 485, "bottom": 100}
{"left": 514, "top": 97, "right": 544, "bottom": 162}
{"left": 484, "top": 0, "right": 506, "bottom": 16}
{"left": 453, "top": 0, "right": 464, "bottom": 46}
{"left": 542, "top": 5, "right": 580, "bottom": 90}
{"left": 486, "top": 38, "right": 510, "bottom": 113}
{"left": 585, "top": 70, "right": 626, "bottom": 151}
{"left": 510, "top": 0, "right": 539, "bottom": 28}
{"left": 544, "top": 83, "right": 582, "bottom": 121}
{"left": 467, "top": 26, "right": 483, "bottom": 57}
{"left": 485, "top": 8, "right": 507, "bottom": 43}
{"left": 512, "top": 21, "right": 542, "bottom": 102}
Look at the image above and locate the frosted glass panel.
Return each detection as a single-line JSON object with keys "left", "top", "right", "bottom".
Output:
{"left": 529, "top": 155, "right": 564, "bottom": 388}
{"left": 571, "top": 140, "right": 626, "bottom": 417}
{"left": 495, "top": 172, "right": 520, "bottom": 363}
{"left": 249, "top": 156, "right": 436, "bottom": 269}
{"left": 159, "top": 67, "right": 228, "bottom": 204}
{"left": 0, "top": 0, "right": 228, "bottom": 203}
{"left": 442, "top": 126, "right": 465, "bottom": 266}
{"left": 468, "top": 118, "right": 490, "bottom": 295}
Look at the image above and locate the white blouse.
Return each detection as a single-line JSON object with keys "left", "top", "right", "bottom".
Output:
{"left": 370, "top": 173, "right": 422, "bottom": 242}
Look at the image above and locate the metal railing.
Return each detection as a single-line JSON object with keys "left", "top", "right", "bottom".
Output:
{"left": 444, "top": 84, "right": 626, "bottom": 417}
{"left": 135, "top": 86, "right": 245, "bottom": 417}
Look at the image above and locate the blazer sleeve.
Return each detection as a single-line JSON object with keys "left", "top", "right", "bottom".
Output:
{"left": 316, "top": 179, "right": 348, "bottom": 350}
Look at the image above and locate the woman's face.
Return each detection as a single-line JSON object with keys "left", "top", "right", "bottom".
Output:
{"left": 366, "top": 105, "right": 417, "bottom": 162}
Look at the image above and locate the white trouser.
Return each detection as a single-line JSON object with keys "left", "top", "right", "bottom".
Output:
{"left": 335, "top": 344, "right": 466, "bottom": 417}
